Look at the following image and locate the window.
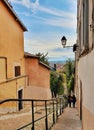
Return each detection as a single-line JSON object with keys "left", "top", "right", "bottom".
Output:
{"left": 83, "top": 0, "right": 89, "bottom": 49}
{"left": 92, "top": 1, "right": 94, "bottom": 47}
{"left": 15, "top": 66, "right": 21, "bottom": 77}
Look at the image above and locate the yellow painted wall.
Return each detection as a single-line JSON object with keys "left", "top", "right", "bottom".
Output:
{"left": 0, "top": 76, "right": 26, "bottom": 112}
{"left": 0, "top": 58, "right": 6, "bottom": 82}
{"left": 0, "top": 81, "right": 17, "bottom": 100}
{"left": 0, "top": 1, "right": 27, "bottom": 112}
{"left": 0, "top": 77, "right": 26, "bottom": 100}
{"left": 0, "top": 1, "right": 25, "bottom": 78}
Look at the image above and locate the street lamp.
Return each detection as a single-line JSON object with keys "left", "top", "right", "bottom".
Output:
{"left": 61, "top": 36, "right": 78, "bottom": 52}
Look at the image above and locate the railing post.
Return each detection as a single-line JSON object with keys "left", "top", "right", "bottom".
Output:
{"left": 62, "top": 99, "right": 64, "bottom": 112}
{"left": 45, "top": 100, "right": 48, "bottom": 130}
{"left": 31, "top": 100, "right": 34, "bottom": 130}
{"left": 60, "top": 98, "right": 62, "bottom": 115}
{"left": 61, "top": 98, "right": 63, "bottom": 113}
{"left": 56, "top": 98, "right": 58, "bottom": 121}
{"left": 52, "top": 99, "right": 55, "bottom": 124}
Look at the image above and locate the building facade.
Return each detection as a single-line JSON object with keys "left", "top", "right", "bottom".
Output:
{"left": 0, "top": 0, "right": 27, "bottom": 112}
{"left": 76, "top": 0, "right": 94, "bottom": 129}
{"left": 0, "top": 0, "right": 51, "bottom": 113}
{"left": 24, "top": 52, "right": 51, "bottom": 100}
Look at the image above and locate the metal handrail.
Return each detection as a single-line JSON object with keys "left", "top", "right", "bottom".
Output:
{"left": 0, "top": 97, "right": 67, "bottom": 130}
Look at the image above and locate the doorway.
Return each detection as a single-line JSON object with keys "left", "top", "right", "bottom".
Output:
{"left": 80, "top": 81, "right": 82, "bottom": 120}
{"left": 18, "top": 89, "right": 23, "bottom": 110}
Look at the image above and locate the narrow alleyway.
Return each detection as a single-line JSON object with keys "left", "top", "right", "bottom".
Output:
{"left": 0, "top": 105, "right": 82, "bottom": 130}
{"left": 51, "top": 107, "right": 82, "bottom": 130}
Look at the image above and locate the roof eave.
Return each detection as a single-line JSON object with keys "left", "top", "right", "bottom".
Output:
{"left": 3, "top": 0, "right": 28, "bottom": 31}
{"left": 24, "top": 52, "right": 39, "bottom": 59}
{"left": 39, "top": 61, "right": 51, "bottom": 70}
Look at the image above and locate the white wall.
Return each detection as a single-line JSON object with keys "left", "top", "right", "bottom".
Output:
{"left": 78, "top": 49, "right": 94, "bottom": 114}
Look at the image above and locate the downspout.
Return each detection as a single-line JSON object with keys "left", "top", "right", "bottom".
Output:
{"left": 0, "top": 57, "right": 7, "bottom": 79}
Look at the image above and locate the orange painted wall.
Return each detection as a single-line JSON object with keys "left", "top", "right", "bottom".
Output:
{"left": 25, "top": 58, "right": 50, "bottom": 88}
{"left": 25, "top": 58, "right": 39, "bottom": 86}
{"left": 25, "top": 57, "right": 51, "bottom": 100}
{"left": 38, "top": 63, "right": 50, "bottom": 88}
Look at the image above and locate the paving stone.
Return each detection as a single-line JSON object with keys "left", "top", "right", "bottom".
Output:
{"left": 51, "top": 107, "right": 82, "bottom": 130}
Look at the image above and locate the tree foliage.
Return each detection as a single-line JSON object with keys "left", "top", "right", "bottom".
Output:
{"left": 50, "top": 71, "right": 64, "bottom": 97}
{"left": 50, "top": 59, "right": 75, "bottom": 97}
{"left": 63, "top": 59, "right": 75, "bottom": 93}
{"left": 35, "top": 52, "right": 49, "bottom": 65}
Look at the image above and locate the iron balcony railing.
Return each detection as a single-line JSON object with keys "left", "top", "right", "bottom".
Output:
{"left": 0, "top": 96, "right": 68, "bottom": 130}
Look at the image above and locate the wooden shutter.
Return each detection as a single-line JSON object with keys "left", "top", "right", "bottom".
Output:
{"left": 15, "top": 66, "right": 21, "bottom": 77}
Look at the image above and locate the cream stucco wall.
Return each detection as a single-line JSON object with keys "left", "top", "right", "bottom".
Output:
{"left": 76, "top": 0, "right": 94, "bottom": 129}
{"left": 78, "top": 50, "right": 94, "bottom": 130}
{"left": 78, "top": 50, "right": 94, "bottom": 114}
{"left": 82, "top": 106, "right": 94, "bottom": 130}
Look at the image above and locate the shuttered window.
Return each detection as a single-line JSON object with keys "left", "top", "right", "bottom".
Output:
{"left": 15, "top": 66, "right": 21, "bottom": 77}
{"left": 83, "top": 0, "right": 89, "bottom": 49}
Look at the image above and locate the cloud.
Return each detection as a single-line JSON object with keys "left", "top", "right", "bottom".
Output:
{"left": 30, "top": 14, "right": 76, "bottom": 29}
{"left": 10, "top": 0, "right": 76, "bottom": 29}
{"left": 37, "top": 5, "right": 76, "bottom": 19}
{"left": 17, "top": 12, "right": 31, "bottom": 16}
{"left": 48, "top": 51, "right": 75, "bottom": 62}
{"left": 10, "top": 0, "right": 39, "bottom": 13}
{"left": 10, "top": 0, "right": 76, "bottom": 18}
{"left": 9, "top": 0, "right": 76, "bottom": 61}
{"left": 51, "top": 47, "right": 72, "bottom": 52}
{"left": 24, "top": 36, "right": 75, "bottom": 61}
{"left": 42, "top": 17, "right": 76, "bottom": 28}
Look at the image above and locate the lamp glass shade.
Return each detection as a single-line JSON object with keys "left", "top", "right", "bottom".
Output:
{"left": 61, "top": 36, "right": 67, "bottom": 46}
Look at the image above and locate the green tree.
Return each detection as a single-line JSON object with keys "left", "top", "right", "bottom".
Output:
{"left": 50, "top": 71, "right": 64, "bottom": 97}
{"left": 57, "top": 75, "right": 64, "bottom": 95}
{"left": 63, "top": 59, "right": 75, "bottom": 93}
{"left": 35, "top": 52, "right": 49, "bottom": 65}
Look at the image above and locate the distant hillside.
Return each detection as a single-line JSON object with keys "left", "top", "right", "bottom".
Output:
{"left": 49, "top": 60, "right": 66, "bottom": 64}
{"left": 49, "top": 59, "right": 74, "bottom": 71}
{"left": 49, "top": 60, "right": 65, "bottom": 71}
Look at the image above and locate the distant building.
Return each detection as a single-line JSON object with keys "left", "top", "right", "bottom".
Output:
{"left": 50, "top": 63, "right": 57, "bottom": 71}
{"left": 76, "top": 0, "right": 94, "bottom": 129}
{"left": 24, "top": 52, "right": 51, "bottom": 100}
{"left": 50, "top": 62, "right": 64, "bottom": 72}
{"left": 56, "top": 64, "right": 64, "bottom": 72}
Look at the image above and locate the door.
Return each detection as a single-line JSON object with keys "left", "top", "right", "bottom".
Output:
{"left": 18, "top": 89, "right": 23, "bottom": 110}
{"left": 80, "top": 81, "right": 82, "bottom": 120}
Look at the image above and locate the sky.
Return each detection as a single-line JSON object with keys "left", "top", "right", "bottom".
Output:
{"left": 9, "top": 0, "right": 77, "bottom": 62}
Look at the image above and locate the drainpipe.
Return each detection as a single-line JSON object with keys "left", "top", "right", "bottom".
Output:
{"left": 0, "top": 57, "right": 7, "bottom": 79}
